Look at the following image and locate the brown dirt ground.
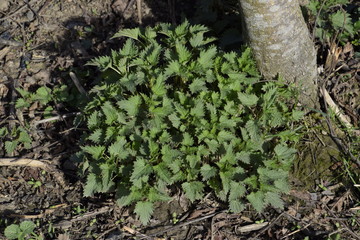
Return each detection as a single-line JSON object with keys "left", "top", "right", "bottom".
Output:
{"left": 0, "top": 0, "right": 359, "bottom": 239}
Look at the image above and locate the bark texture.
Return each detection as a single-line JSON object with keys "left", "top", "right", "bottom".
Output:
{"left": 239, "top": 0, "right": 318, "bottom": 108}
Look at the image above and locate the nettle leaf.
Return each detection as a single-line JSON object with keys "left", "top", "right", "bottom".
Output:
{"left": 120, "top": 39, "right": 137, "bottom": 56}
{"left": 148, "top": 187, "right": 171, "bottom": 202}
{"left": 112, "top": 28, "right": 141, "bottom": 41}
{"left": 198, "top": 46, "right": 217, "bottom": 69}
{"left": 102, "top": 101, "right": 118, "bottom": 125}
{"left": 83, "top": 173, "right": 100, "bottom": 197}
{"left": 190, "top": 99, "right": 205, "bottom": 118}
{"left": 168, "top": 113, "right": 181, "bottom": 128}
{"left": 130, "top": 158, "right": 153, "bottom": 183}
{"left": 229, "top": 200, "right": 245, "bottom": 213}
{"left": 189, "top": 78, "right": 207, "bottom": 94}
{"left": 274, "top": 144, "right": 297, "bottom": 160}
{"left": 100, "top": 163, "right": 115, "bottom": 192}
{"left": 165, "top": 60, "right": 181, "bottom": 76}
{"left": 229, "top": 181, "right": 246, "bottom": 201}
{"left": 15, "top": 98, "right": 30, "bottom": 109}
{"left": 204, "top": 138, "right": 219, "bottom": 153}
{"left": 189, "top": 32, "right": 205, "bottom": 47}
{"left": 236, "top": 151, "right": 251, "bottom": 164}
{"left": 4, "top": 224, "right": 20, "bottom": 239}
{"left": 247, "top": 191, "right": 265, "bottom": 212}
{"left": 182, "top": 181, "right": 204, "bottom": 202}
{"left": 274, "top": 179, "right": 291, "bottom": 193}
{"left": 176, "top": 41, "right": 192, "bottom": 63}
{"left": 5, "top": 140, "right": 18, "bottom": 154}
{"left": 118, "top": 95, "right": 142, "bottom": 116}
{"left": 153, "top": 163, "right": 174, "bottom": 184}
{"left": 108, "top": 137, "right": 129, "bottom": 159}
{"left": 245, "top": 120, "right": 260, "bottom": 142}
{"left": 152, "top": 74, "right": 167, "bottom": 96}
{"left": 291, "top": 110, "right": 305, "bottom": 121}
{"left": 134, "top": 201, "right": 154, "bottom": 225}
{"left": 182, "top": 132, "right": 194, "bottom": 146}
{"left": 238, "top": 92, "right": 258, "bottom": 107}
{"left": 81, "top": 145, "right": 105, "bottom": 159}
{"left": 144, "top": 43, "right": 162, "bottom": 66}
{"left": 217, "top": 130, "right": 235, "bottom": 143}
{"left": 331, "top": 11, "right": 354, "bottom": 34}
{"left": 87, "top": 111, "right": 100, "bottom": 129}
{"left": 265, "top": 192, "right": 284, "bottom": 210}
{"left": 86, "top": 55, "right": 112, "bottom": 71}
{"left": 200, "top": 164, "right": 217, "bottom": 180}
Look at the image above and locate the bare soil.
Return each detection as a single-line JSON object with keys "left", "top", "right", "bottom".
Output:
{"left": 0, "top": 0, "right": 359, "bottom": 239}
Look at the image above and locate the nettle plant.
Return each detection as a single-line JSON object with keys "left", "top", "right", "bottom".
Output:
{"left": 78, "top": 20, "right": 304, "bottom": 224}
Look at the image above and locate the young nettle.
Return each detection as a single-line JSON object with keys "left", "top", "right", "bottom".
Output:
{"left": 78, "top": 20, "right": 304, "bottom": 224}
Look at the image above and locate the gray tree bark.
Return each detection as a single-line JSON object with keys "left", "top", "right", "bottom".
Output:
{"left": 239, "top": 0, "right": 318, "bottom": 108}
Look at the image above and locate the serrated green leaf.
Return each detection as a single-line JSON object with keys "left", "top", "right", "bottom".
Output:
{"left": 134, "top": 201, "right": 154, "bottom": 225}
{"left": 153, "top": 163, "right": 173, "bottom": 184}
{"left": 88, "top": 129, "right": 103, "bottom": 143}
{"left": 331, "top": 11, "right": 354, "bottom": 35}
{"left": 217, "top": 130, "right": 235, "bottom": 143}
{"left": 105, "top": 126, "right": 117, "bottom": 142}
{"left": 176, "top": 41, "right": 191, "bottom": 63}
{"left": 15, "top": 98, "right": 30, "bottom": 109}
{"left": 238, "top": 92, "right": 258, "bottom": 107}
{"left": 117, "top": 95, "right": 142, "bottom": 116}
{"left": 229, "top": 181, "right": 246, "bottom": 201}
{"left": 152, "top": 74, "right": 167, "bottom": 96}
{"left": 182, "top": 181, "right": 204, "bottom": 202}
{"left": 116, "top": 184, "right": 133, "bottom": 207}
{"left": 182, "top": 132, "right": 194, "bottom": 146}
{"left": 148, "top": 187, "right": 171, "bottom": 202}
{"left": 81, "top": 145, "right": 105, "bottom": 159}
{"left": 5, "top": 140, "right": 18, "bottom": 155}
{"left": 219, "top": 171, "right": 231, "bottom": 198}
{"left": 200, "top": 164, "right": 217, "bottom": 180}
{"left": 189, "top": 32, "right": 205, "bottom": 47}
{"left": 0, "top": 127, "right": 8, "bottom": 138}
{"left": 274, "top": 179, "right": 291, "bottom": 193}
{"left": 189, "top": 78, "right": 207, "bottom": 94}
{"left": 198, "top": 46, "right": 217, "bottom": 69}
{"left": 87, "top": 111, "right": 100, "bottom": 129}
{"left": 15, "top": 87, "right": 30, "bottom": 98}
{"left": 130, "top": 158, "right": 153, "bottom": 183}
{"left": 245, "top": 120, "right": 260, "bottom": 142}
{"left": 86, "top": 55, "right": 112, "bottom": 71}
{"left": 165, "top": 60, "right": 181, "bottom": 76}
{"left": 101, "top": 101, "right": 118, "bottom": 125}
{"left": 274, "top": 144, "right": 297, "bottom": 160}
{"left": 229, "top": 200, "right": 245, "bottom": 213}
{"left": 32, "top": 86, "right": 52, "bottom": 104}
{"left": 190, "top": 99, "right": 205, "bottom": 118}
{"left": 265, "top": 192, "right": 284, "bottom": 209}
{"left": 100, "top": 163, "right": 115, "bottom": 192}
{"left": 120, "top": 39, "right": 137, "bottom": 56}
{"left": 145, "top": 43, "right": 162, "bottom": 65}
{"left": 235, "top": 151, "right": 251, "bottom": 164}
{"left": 204, "top": 138, "right": 219, "bottom": 153}
{"left": 83, "top": 173, "right": 99, "bottom": 197}
{"left": 247, "top": 191, "right": 265, "bottom": 212}
{"left": 108, "top": 137, "right": 129, "bottom": 159}
{"left": 291, "top": 110, "right": 305, "bottom": 121}
{"left": 112, "top": 28, "right": 140, "bottom": 40}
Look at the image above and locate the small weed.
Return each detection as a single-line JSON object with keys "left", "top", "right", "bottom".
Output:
{"left": 4, "top": 221, "right": 43, "bottom": 240}
{"left": 27, "top": 179, "right": 42, "bottom": 189}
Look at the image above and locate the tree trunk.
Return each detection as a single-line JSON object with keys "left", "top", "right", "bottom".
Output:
{"left": 239, "top": 0, "right": 318, "bottom": 108}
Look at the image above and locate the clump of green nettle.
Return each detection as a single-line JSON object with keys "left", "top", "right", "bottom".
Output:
{"left": 76, "top": 20, "right": 304, "bottom": 224}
